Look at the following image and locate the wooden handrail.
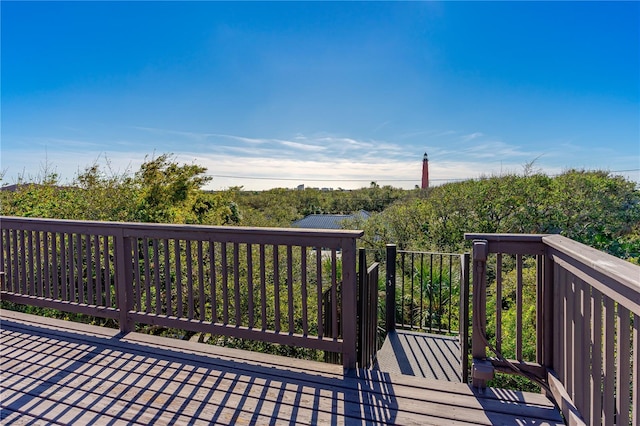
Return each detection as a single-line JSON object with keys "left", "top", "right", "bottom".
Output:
{"left": 0, "top": 216, "right": 363, "bottom": 370}
{"left": 465, "top": 232, "right": 640, "bottom": 426}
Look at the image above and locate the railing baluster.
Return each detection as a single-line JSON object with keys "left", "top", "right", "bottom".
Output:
{"left": 154, "top": 239, "right": 161, "bottom": 315}
{"left": 143, "top": 238, "right": 152, "bottom": 314}
{"left": 565, "top": 269, "right": 575, "bottom": 399}
{"left": 94, "top": 235, "right": 102, "bottom": 306}
{"left": 439, "top": 253, "right": 443, "bottom": 334}
{"left": 590, "top": 288, "right": 603, "bottom": 426}
{"left": 186, "top": 240, "right": 194, "bottom": 320}
{"left": 68, "top": 233, "right": 75, "bottom": 302}
{"left": 260, "top": 244, "right": 267, "bottom": 331}
{"left": 331, "top": 249, "right": 337, "bottom": 339}
{"left": 186, "top": 241, "right": 194, "bottom": 320}
{"left": 133, "top": 239, "right": 141, "bottom": 311}
{"left": 164, "top": 239, "right": 171, "bottom": 316}
{"left": 419, "top": 253, "right": 424, "bottom": 329}
{"left": 247, "top": 243, "right": 254, "bottom": 328}
{"left": 429, "top": 253, "right": 433, "bottom": 331}
{"left": 316, "top": 247, "right": 323, "bottom": 338}
{"left": 515, "top": 254, "right": 523, "bottom": 360}
{"left": 410, "top": 253, "right": 415, "bottom": 329}
{"left": 43, "top": 232, "right": 50, "bottom": 298}
{"left": 221, "top": 242, "right": 228, "bottom": 324}
{"left": 20, "top": 230, "right": 27, "bottom": 295}
{"left": 75, "top": 233, "right": 82, "bottom": 304}
{"left": 448, "top": 254, "right": 453, "bottom": 334}
{"left": 273, "top": 245, "right": 280, "bottom": 333}
{"left": 3, "top": 230, "right": 10, "bottom": 292}
{"left": 602, "top": 295, "right": 615, "bottom": 424}
{"left": 197, "top": 241, "right": 205, "bottom": 321}
{"left": 25, "top": 231, "right": 36, "bottom": 296}
{"left": 496, "top": 253, "right": 502, "bottom": 354}
{"left": 633, "top": 314, "right": 639, "bottom": 426}
{"left": 535, "top": 255, "right": 543, "bottom": 364}
{"left": 85, "top": 234, "right": 93, "bottom": 305}
{"left": 104, "top": 236, "right": 112, "bottom": 308}
{"left": 400, "top": 252, "right": 405, "bottom": 329}
{"left": 60, "top": 233, "right": 67, "bottom": 300}
{"left": 554, "top": 261, "right": 564, "bottom": 383}
{"left": 616, "top": 304, "right": 631, "bottom": 426}
{"left": 209, "top": 241, "right": 216, "bottom": 322}
{"left": 300, "top": 246, "right": 308, "bottom": 336}
{"left": 580, "top": 278, "right": 591, "bottom": 421}
{"left": 574, "top": 278, "right": 586, "bottom": 416}
{"left": 175, "top": 239, "right": 183, "bottom": 318}
{"left": 287, "top": 245, "right": 294, "bottom": 333}
{"left": 36, "top": 232, "right": 44, "bottom": 297}
{"left": 233, "top": 242, "right": 240, "bottom": 325}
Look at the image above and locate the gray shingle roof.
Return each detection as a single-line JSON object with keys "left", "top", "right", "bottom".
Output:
{"left": 292, "top": 210, "right": 370, "bottom": 229}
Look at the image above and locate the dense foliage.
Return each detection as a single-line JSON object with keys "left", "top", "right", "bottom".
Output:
{"left": 2, "top": 155, "right": 638, "bottom": 381}
{"left": 357, "top": 171, "right": 640, "bottom": 262}
{"left": 4, "top": 156, "right": 637, "bottom": 262}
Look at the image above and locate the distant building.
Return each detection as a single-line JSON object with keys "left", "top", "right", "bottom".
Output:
{"left": 421, "top": 152, "right": 429, "bottom": 189}
{"left": 292, "top": 210, "right": 370, "bottom": 229}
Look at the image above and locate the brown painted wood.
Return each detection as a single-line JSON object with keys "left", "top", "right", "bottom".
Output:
{"left": 602, "top": 294, "right": 615, "bottom": 425}
{"left": 590, "top": 288, "right": 602, "bottom": 426}
{"left": 616, "top": 304, "right": 631, "bottom": 426}
{"left": 287, "top": 245, "right": 294, "bottom": 334}
{"left": 186, "top": 240, "right": 194, "bottom": 320}
{"left": 1, "top": 311, "right": 564, "bottom": 426}
{"left": 246, "top": 243, "right": 254, "bottom": 328}
{"left": 300, "top": 246, "right": 308, "bottom": 336}
{"left": 315, "top": 247, "right": 323, "bottom": 338}
{"left": 154, "top": 238, "right": 162, "bottom": 315}
{"left": 233, "top": 242, "right": 240, "bottom": 325}
{"left": 633, "top": 314, "right": 639, "bottom": 426}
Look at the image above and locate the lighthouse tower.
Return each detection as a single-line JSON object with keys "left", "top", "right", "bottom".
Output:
{"left": 421, "top": 152, "right": 429, "bottom": 189}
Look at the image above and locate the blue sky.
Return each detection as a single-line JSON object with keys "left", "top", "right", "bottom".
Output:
{"left": 2, "top": 1, "right": 638, "bottom": 190}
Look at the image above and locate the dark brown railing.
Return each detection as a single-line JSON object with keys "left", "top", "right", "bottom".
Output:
{"left": 0, "top": 216, "right": 363, "bottom": 369}
{"left": 466, "top": 233, "right": 639, "bottom": 426}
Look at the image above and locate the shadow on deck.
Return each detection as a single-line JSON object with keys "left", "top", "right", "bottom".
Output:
{"left": 1, "top": 310, "right": 563, "bottom": 425}
{"left": 375, "top": 330, "right": 463, "bottom": 382}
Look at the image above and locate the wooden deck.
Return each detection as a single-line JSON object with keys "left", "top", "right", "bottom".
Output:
{"left": 376, "top": 330, "right": 463, "bottom": 382}
{"left": 0, "top": 310, "right": 563, "bottom": 425}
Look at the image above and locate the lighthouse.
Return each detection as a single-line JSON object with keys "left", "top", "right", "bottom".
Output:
{"left": 421, "top": 152, "right": 429, "bottom": 189}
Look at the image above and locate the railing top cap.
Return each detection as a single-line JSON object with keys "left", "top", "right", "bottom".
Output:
{"left": 0, "top": 216, "right": 364, "bottom": 239}
{"left": 464, "top": 233, "right": 547, "bottom": 242}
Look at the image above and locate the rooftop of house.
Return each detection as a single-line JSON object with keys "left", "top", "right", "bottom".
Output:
{"left": 292, "top": 210, "right": 371, "bottom": 229}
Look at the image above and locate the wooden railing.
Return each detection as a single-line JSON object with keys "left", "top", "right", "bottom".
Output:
{"left": 0, "top": 216, "right": 363, "bottom": 369}
{"left": 466, "top": 233, "right": 639, "bottom": 426}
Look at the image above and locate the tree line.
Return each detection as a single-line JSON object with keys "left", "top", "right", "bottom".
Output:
{"left": 2, "top": 154, "right": 638, "bottom": 263}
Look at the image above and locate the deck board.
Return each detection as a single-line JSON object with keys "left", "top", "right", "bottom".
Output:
{"left": 1, "top": 310, "right": 563, "bottom": 425}
{"left": 376, "top": 330, "right": 463, "bottom": 382}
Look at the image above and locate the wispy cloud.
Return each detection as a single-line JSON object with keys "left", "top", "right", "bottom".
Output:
{"left": 4, "top": 127, "right": 633, "bottom": 190}
{"left": 460, "top": 132, "right": 483, "bottom": 142}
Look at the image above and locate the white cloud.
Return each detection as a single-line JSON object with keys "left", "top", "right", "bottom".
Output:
{"left": 3, "top": 129, "right": 635, "bottom": 191}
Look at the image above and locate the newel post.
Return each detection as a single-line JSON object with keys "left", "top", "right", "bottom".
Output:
{"left": 385, "top": 244, "right": 397, "bottom": 334}
{"left": 471, "top": 240, "right": 493, "bottom": 388}
{"left": 115, "top": 230, "right": 134, "bottom": 334}
{"left": 341, "top": 238, "right": 358, "bottom": 371}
